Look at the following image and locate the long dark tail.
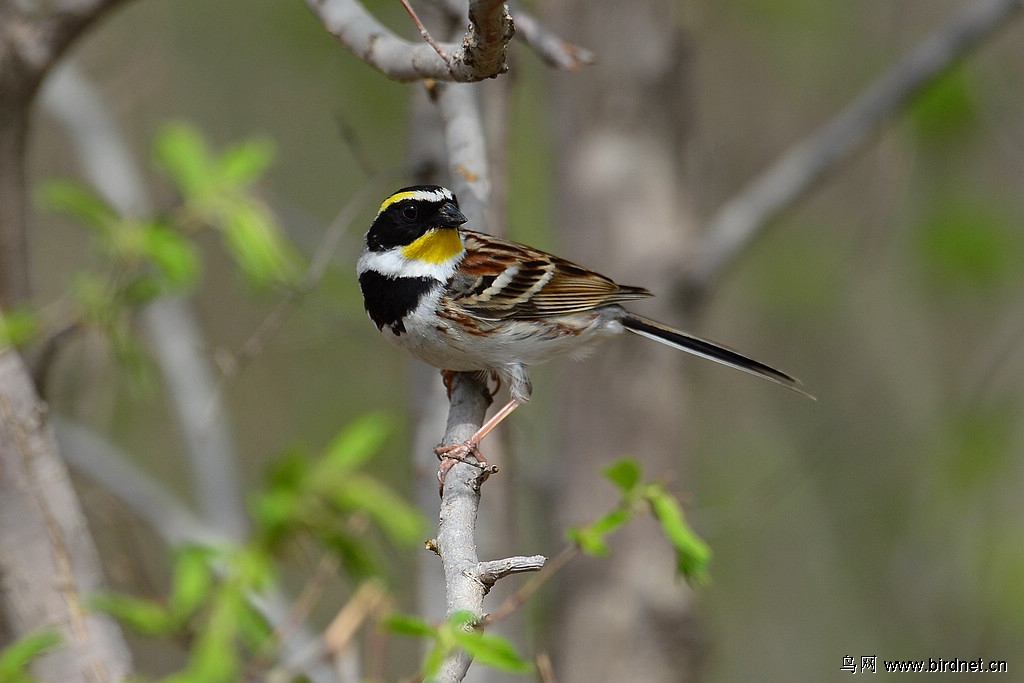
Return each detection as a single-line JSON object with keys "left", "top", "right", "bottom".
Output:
{"left": 621, "top": 314, "right": 814, "bottom": 399}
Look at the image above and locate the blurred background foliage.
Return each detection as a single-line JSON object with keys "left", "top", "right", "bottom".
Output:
{"left": 18, "top": 0, "right": 1024, "bottom": 681}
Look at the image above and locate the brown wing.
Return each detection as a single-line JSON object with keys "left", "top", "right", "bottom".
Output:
{"left": 449, "top": 230, "right": 652, "bottom": 321}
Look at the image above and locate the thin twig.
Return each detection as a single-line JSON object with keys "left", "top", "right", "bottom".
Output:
{"left": 244, "top": 553, "right": 342, "bottom": 680}
{"left": 207, "top": 174, "right": 389, "bottom": 417}
{"left": 536, "top": 652, "right": 557, "bottom": 683}
{"left": 430, "top": 0, "right": 595, "bottom": 71}
{"left": 334, "top": 113, "right": 380, "bottom": 178}
{"left": 323, "top": 580, "right": 391, "bottom": 655}
{"left": 513, "top": 11, "right": 595, "bottom": 71}
{"left": 485, "top": 545, "right": 579, "bottom": 625}
{"left": 475, "top": 555, "right": 547, "bottom": 587}
{"left": 306, "top": 0, "right": 513, "bottom": 82}
{"left": 401, "top": 0, "right": 452, "bottom": 65}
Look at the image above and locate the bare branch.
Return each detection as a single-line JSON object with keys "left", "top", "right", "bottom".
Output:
{"left": 53, "top": 417, "right": 223, "bottom": 546}
{"left": 305, "top": 0, "right": 513, "bottom": 82}
{"left": 0, "top": 0, "right": 130, "bottom": 307}
{"left": 682, "top": 0, "right": 1024, "bottom": 300}
{"left": 513, "top": 11, "right": 595, "bottom": 71}
{"left": 141, "top": 299, "right": 252, "bottom": 538}
{"left": 475, "top": 555, "right": 546, "bottom": 587}
{"left": 400, "top": 0, "right": 452, "bottom": 64}
{"left": 433, "top": 371, "right": 494, "bottom": 683}
{"left": 0, "top": 351, "right": 134, "bottom": 683}
{"left": 1, "top": 0, "right": 129, "bottom": 80}
{"left": 487, "top": 545, "right": 578, "bottom": 625}
{"left": 432, "top": 0, "right": 596, "bottom": 71}
{"left": 428, "top": 80, "right": 491, "bottom": 228}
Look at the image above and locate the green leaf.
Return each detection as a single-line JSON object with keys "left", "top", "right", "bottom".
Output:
{"left": 941, "top": 401, "right": 1018, "bottom": 495}
{"left": 447, "top": 610, "right": 477, "bottom": 629}
{"left": 566, "top": 525, "right": 610, "bottom": 556}
{"left": 231, "top": 546, "right": 275, "bottom": 590}
{"left": 186, "top": 585, "right": 243, "bottom": 683}
{"left": 383, "top": 613, "right": 436, "bottom": 638}
{"left": 588, "top": 506, "right": 632, "bottom": 537}
{"left": 646, "top": 488, "right": 711, "bottom": 584}
{"left": 422, "top": 641, "right": 448, "bottom": 680}
{"left": 264, "top": 447, "right": 309, "bottom": 490}
{"left": 453, "top": 630, "right": 533, "bottom": 674}
{"left": 331, "top": 474, "right": 426, "bottom": 546}
{"left": 603, "top": 458, "right": 641, "bottom": 495}
{"left": 915, "top": 198, "right": 1022, "bottom": 293}
{"left": 910, "top": 67, "right": 978, "bottom": 143}
{"left": 121, "top": 275, "right": 164, "bottom": 306}
{"left": 235, "top": 600, "right": 273, "bottom": 650}
{"left": 89, "top": 592, "right": 176, "bottom": 635}
{"left": 169, "top": 546, "right": 216, "bottom": 620}
{"left": 322, "top": 531, "right": 382, "bottom": 579}
{"left": 219, "top": 199, "right": 302, "bottom": 286}
{"left": 154, "top": 121, "right": 213, "bottom": 199}
{"left": 0, "top": 308, "right": 37, "bottom": 349}
{"left": 316, "top": 413, "right": 393, "bottom": 478}
{"left": 71, "top": 271, "right": 114, "bottom": 323}
{"left": 0, "top": 630, "right": 61, "bottom": 681}
{"left": 142, "top": 223, "right": 201, "bottom": 289}
{"left": 567, "top": 506, "right": 631, "bottom": 557}
{"left": 251, "top": 488, "right": 302, "bottom": 537}
{"left": 216, "top": 138, "right": 276, "bottom": 186}
{"left": 37, "top": 180, "right": 117, "bottom": 232}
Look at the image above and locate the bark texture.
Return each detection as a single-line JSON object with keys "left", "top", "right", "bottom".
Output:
{"left": 0, "top": 348, "right": 133, "bottom": 682}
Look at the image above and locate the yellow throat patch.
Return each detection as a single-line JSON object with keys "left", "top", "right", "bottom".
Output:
{"left": 401, "top": 228, "right": 464, "bottom": 264}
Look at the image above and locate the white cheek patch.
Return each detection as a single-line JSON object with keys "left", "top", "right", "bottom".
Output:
{"left": 358, "top": 248, "right": 462, "bottom": 281}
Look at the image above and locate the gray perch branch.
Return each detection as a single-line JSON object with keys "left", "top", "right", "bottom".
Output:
{"left": 305, "top": 0, "right": 513, "bottom": 82}
{"left": 431, "top": 373, "right": 546, "bottom": 682}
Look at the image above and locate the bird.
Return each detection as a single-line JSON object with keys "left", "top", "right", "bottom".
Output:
{"left": 357, "top": 185, "right": 811, "bottom": 477}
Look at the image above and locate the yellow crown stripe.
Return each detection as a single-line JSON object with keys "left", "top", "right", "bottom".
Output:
{"left": 401, "top": 228, "right": 464, "bottom": 264}
{"left": 376, "top": 188, "right": 454, "bottom": 216}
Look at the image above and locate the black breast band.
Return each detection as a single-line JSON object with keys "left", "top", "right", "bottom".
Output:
{"left": 359, "top": 271, "right": 438, "bottom": 335}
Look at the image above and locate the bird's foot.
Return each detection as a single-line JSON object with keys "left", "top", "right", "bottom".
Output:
{"left": 434, "top": 440, "right": 498, "bottom": 495}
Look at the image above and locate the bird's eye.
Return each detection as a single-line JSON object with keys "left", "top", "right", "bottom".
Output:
{"left": 401, "top": 204, "right": 419, "bottom": 222}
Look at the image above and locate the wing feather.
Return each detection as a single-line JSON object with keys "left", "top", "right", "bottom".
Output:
{"left": 449, "top": 230, "right": 652, "bottom": 320}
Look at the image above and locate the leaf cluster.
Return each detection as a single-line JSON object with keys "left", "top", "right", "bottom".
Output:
{"left": 153, "top": 122, "right": 302, "bottom": 287}
{"left": 252, "top": 413, "right": 426, "bottom": 577}
{"left": 385, "top": 611, "right": 532, "bottom": 679}
{"left": 92, "top": 414, "right": 425, "bottom": 683}
{"left": 29, "top": 121, "right": 302, "bottom": 387}
{"left": 567, "top": 458, "right": 712, "bottom": 584}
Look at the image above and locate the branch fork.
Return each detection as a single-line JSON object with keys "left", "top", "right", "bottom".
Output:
{"left": 307, "top": 0, "right": 515, "bottom": 82}
{"left": 429, "top": 372, "right": 545, "bottom": 680}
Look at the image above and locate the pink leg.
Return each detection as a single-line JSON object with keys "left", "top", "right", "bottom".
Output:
{"left": 463, "top": 398, "right": 520, "bottom": 450}
{"left": 435, "top": 398, "right": 521, "bottom": 486}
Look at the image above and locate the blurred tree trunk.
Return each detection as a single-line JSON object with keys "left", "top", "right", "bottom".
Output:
{"left": 0, "top": 349, "right": 134, "bottom": 682}
{"left": 547, "top": 2, "right": 707, "bottom": 681}
{"left": 1, "top": 4, "right": 134, "bottom": 679}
